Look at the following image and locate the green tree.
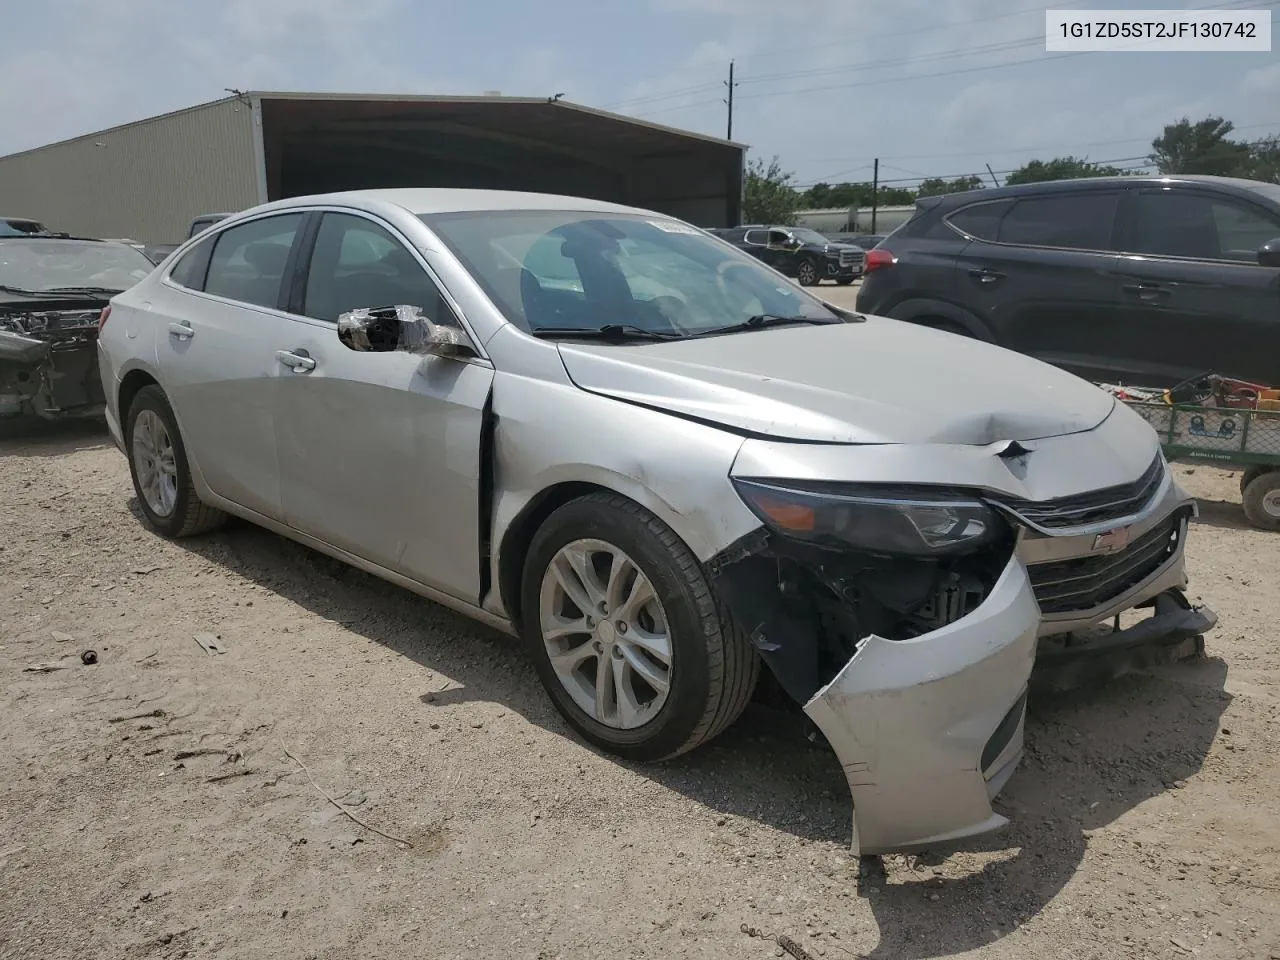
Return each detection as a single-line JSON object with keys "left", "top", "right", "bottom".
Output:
{"left": 1244, "top": 134, "right": 1280, "bottom": 184}
{"left": 1005, "top": 156, "right": 1131, "bottom": 185}
{"left": 917, "top": 175, "right": 985, "bottom": 197}
{"left": 1149, "top": 117, "right": 1253, "bottom": 176}
{"left": 743, "top": 156, "right": 799, "bottom": 224}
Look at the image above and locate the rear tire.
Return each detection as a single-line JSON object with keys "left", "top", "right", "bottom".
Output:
{"left": 1240, "top": 466, "right": 1265, "bottom": 496}
{"left": 125, "top": 385, "right": 227, "bottom": 538}
{"left": 519, "top": 492, "right": 758, "bottom": 762}
{"left": 1241, "top": 469, "right": 1280, "bottom": 531}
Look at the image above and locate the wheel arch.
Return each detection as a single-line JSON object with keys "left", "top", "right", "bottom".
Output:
{"left": 885, "top": 297, "right": 994, "bottom": 341}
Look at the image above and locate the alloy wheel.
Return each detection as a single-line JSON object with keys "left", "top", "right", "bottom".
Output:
{"left": 538, "top": 538, "right": 673, "bottom": 729}
{"left": 132, "top": 409, "right": 178, "bottom": 518}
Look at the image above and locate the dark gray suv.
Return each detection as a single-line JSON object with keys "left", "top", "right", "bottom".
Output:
{"left": 856, "top": 174, "right": 1280, "bottom": 388}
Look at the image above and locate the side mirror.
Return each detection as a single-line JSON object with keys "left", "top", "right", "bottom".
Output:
{"left": 337, "top": 304, "right": 476, "bottom": 357}
{"left": 1258, "top": 238, "right": 1280, "bottom": 268}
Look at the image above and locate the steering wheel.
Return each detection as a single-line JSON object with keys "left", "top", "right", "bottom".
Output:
{"left": 643, "top": 295, "right": 692, "bottom": 331}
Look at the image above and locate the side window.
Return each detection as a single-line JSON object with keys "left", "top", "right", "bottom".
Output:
{"left": 168, "top": 237, "right": 214, "bottom": 290}
{"left": 767, "top": 229, "right": 790, "bottom": 246}
{"left": 303, "top": 212, "right": 458, "bottom": 324}
{"left": 1212, "top": 199, "right": 1280, "bottom": 261}
{"left": 204, "top": 213, "right": 305, "bottom": 310}
{"left": 742, "top": 229, "right": 767, "bottom": 245}
{"left": 998, "top": 194, "right": 1118, "bottom": 250}
{"left": 946, "top": 199, "right": 1014, "bottom": 241}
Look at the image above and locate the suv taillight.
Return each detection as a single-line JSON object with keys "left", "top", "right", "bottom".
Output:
{"left": 864, "top": 249, "right": 897, "bottom": 273}
{"left": 97, "top": 305, "right": 111, "bottom": 331}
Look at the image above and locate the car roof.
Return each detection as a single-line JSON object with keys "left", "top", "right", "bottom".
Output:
{"left": 244, "top": 188, "right": 653, "bottom": 219}
{"left": 929, "top": 173, "right": 1280, "bottom": 208}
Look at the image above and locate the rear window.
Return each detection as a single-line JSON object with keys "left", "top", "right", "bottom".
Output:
{"left": 946, "top": 200, "right": 1015, "bottom": 241}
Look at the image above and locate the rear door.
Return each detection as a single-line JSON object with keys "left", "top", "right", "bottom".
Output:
{"left": 1110, "top": 185, "right": 1280, "bottom": 386}
{"left": 947, "top": 190, "right": 1122, "bottom": 379}
{"left": 272, "top": 209, "right": 494, "bottom": 602}
{"left": 153, "top": 212, "right": 308, "bottom": 519}
{"left": 741, "top": 229, "right": 775, "bottom": 269}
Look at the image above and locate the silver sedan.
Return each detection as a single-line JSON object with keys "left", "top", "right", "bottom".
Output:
{"left": 96, "top": 189, "right": 1216, "bottom": 855}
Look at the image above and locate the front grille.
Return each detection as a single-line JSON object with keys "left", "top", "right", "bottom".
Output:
{"left": 989, "top": 454, "right": 1164, "bottom": 530}
{"left": 838, "top": 250, "right": 863, "bottom": 268}
{"left": 1027, "top": 512, "right": 1184, "bottom": 615}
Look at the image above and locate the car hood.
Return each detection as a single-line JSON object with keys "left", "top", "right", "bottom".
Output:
{"left": 556, "top": 316, "right": 1116, "bottom": 445}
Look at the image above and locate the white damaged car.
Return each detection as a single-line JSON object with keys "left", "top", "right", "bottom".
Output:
{"left": 96, "top": 190, "right": 1217, "bottom": 855}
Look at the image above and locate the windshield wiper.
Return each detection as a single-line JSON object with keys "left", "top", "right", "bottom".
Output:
{"left": 692, "top": 313, "right": 845, "bottom": 338}
{"left": 529, "top": 324, "right": 683, "bottom": 342}
{"left": 39, "top": 286, "right": 123, "bottom": 296}
{"left": 0, "top": 284, "right": 45, "bottom": 297}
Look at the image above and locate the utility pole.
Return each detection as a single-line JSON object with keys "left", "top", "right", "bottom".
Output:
{"left": 724, "top": 60, "right": 738, "bottom": 140}
{"left": 985, "top": 163, "right": 1000, "bottom": 188}
{"left": 870, "top": 158, "right": 879, "bottom": 233}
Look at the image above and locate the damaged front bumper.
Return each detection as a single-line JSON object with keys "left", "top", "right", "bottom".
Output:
{"left": 0, "top": 307, "right": 106, "bottom": 420}
{"left": 803, "top": 554, "right": 1040, "bottom": 855}
{"left": 711, "top": 455, "right": 1216, "bottom": 857}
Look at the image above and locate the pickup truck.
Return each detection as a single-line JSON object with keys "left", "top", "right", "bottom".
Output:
{"left": 143, "top": 212, "right": 231, "bottom": 264}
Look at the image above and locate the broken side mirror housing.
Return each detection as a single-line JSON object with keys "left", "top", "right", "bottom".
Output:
{"left": 1258, "top": 238, "right": 1280, "bottom": 268}
{"left": 336, "top": 304, "right": 477, "bottom": 358}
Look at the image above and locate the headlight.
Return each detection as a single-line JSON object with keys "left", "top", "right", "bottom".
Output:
{"left": 732, "top": 478, "right": 1005, "bottom": 556}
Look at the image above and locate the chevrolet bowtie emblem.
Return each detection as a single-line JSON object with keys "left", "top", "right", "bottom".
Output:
{"left": 1092, "top": 526, "right": 1132, "bottom": 554}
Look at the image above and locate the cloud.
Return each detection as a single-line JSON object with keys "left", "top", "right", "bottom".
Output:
{"left": 2, "top": 0, "right": 1275, "bottom": 190}
{"left": 1241, "top": 62, "right": 1280, "bottom": 95}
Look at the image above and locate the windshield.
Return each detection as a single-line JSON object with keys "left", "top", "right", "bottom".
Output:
{"left": 420, "top": 210, "right": 839, "bottom": 337}
{"left": 789, "top": 228, "right": 830, "bottom": 245}
{"left": 0, "top": 239, "right": 154, "bottom": 293}
{"left": 0, "top": 218, "right": 48, "bottom": 237}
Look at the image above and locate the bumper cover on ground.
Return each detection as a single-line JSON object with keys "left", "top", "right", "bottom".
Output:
{"left": 803, "top": 555, "right": 1041, "bottom": 856}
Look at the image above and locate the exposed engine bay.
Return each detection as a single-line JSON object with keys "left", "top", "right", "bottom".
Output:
{"left": 710, "top": 529, "right": 1015, "bottom": 705}
{"left": 0, "top": 304, "right": 105, "bottom": 419}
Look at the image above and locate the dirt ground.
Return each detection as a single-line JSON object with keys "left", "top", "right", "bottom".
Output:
{"left": 2, "top": 408, "right": 1279, "bottom": 960}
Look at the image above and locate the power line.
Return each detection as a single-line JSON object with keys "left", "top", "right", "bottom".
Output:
{"left": 736, "top": 36, "right": 1044, "bottom": 88}
{"left": 790, "top": 155, "right": 1158, "bottom": 190}
{"left": 791, "top": 131, "right": 1280, "bottom": 187}
{"left": 790, "top": 120, "right": 1280, "bottom": 165}
{"left": 623, "top": 0, "right": 1279, "bottom": 118}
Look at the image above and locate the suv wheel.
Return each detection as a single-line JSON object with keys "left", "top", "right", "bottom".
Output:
{"left": 796, "top": 259, "right": 819, "bottom": 286}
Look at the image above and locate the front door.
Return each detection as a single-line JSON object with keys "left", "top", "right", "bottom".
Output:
{"left": 273, "top": 210, "right": 494, "bottom": 603}
{"left": 153, "top": 211, "right": 308, "bottom": 519}
{"left": 1110, "top": 186, "right": 1280, "bottom": 387}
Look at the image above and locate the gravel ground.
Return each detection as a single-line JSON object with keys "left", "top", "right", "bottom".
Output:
{"left": 2, "top": 413, "right": 1278, "bottom": 960}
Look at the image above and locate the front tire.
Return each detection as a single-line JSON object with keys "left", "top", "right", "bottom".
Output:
{"left": 796, "top": 258, "right": 819, "bottom": 287}
{"left": 125, "top": 385, "right": 227, "bottom": 538}
{"left": 520, "top": 493, "right": 758, "bottom": 762}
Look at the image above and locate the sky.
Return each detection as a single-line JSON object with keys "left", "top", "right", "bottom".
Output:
{"left": 3, "top": 0, "right": 1278, "bottom": 191}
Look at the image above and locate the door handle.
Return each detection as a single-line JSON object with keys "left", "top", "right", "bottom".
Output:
{"left": 275, "top": 350, "right": 316, "bottom": 373}
{"left": 168, "top": 321, "right": 193, "bottom": 339}
{"left": 1122, "top": 282, "right": 1169, "bottom": 302}
{"left": 968, "top": 268, "right": 1004, "bottom": 284}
